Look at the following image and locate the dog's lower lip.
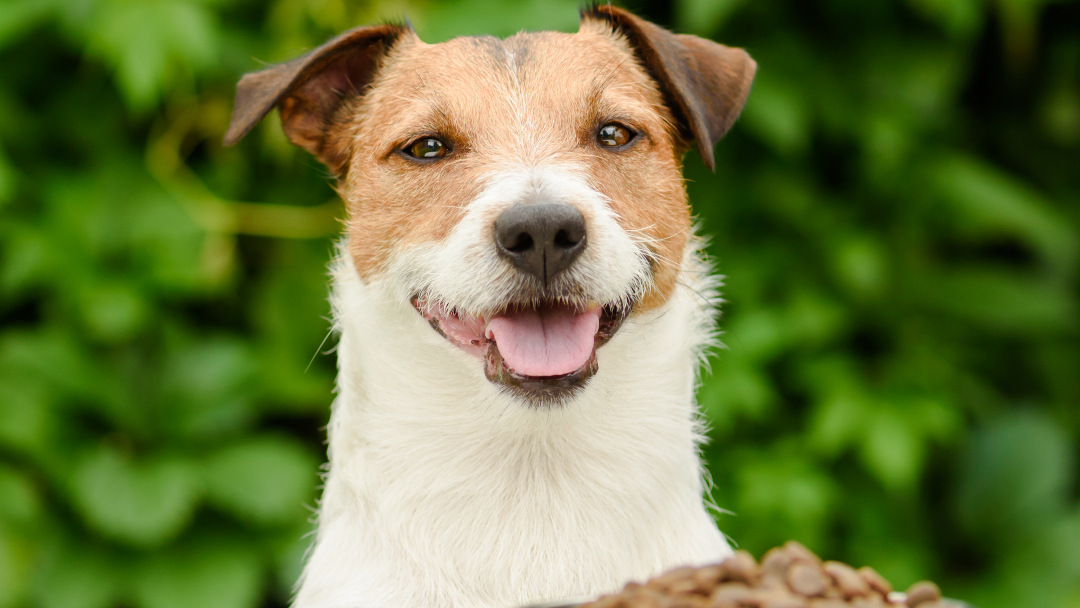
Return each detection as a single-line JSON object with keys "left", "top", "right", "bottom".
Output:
{"left": 413, "top": 297, "right": 630, "bottom": 397}
{"left": 485, "top": 342, "right": 600, "bottom": 400}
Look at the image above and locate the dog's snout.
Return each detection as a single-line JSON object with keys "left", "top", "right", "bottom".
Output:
{"left": 494, "top": 203, "right": 587, "bottom": 285}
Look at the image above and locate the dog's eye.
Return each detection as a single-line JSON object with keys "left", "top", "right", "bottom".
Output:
{"left": 405, "top": 137, "right": 447, "bottom": 160}
{"left": 597, "top": 123, "right": 634, "bottom": 148}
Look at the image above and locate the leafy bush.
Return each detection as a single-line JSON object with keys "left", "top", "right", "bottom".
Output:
{"left": 1, "top": 0, "right": 1077, "bottom": 607}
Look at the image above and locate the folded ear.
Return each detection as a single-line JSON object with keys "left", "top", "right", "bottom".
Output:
{"left": 583, "top": 5, "right": 756, "bottom": 171}
{"left": 224, "top": 23, "right": 412, "bottom": 175}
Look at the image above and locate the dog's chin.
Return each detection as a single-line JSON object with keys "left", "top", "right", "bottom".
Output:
{"left": 412, "top": 296, "right": 630, "bottom": 406}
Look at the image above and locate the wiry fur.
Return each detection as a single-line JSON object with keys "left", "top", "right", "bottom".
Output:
{"left": 389, "top": 166, "right": 649, "bottom": 320}
{"left": 294, "top": 237, "right": 728, "bottom": 608}
{"left": 222, "top": 8, "right": 756, "bottom": 607}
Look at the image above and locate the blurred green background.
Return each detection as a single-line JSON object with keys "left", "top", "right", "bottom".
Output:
{"left": 1, "top": 0, "right": 1078, "bottom": 607}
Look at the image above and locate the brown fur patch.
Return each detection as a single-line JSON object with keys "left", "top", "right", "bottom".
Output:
{"left": 340, "top": 23, "right": 691, "bottom": 312}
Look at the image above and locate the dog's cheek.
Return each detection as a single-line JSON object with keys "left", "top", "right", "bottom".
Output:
{"left": 344, "top": 158, "right": 483, "bottom": 280}
{"left": 591, "top": 149, "right": 690, "bottom": 313}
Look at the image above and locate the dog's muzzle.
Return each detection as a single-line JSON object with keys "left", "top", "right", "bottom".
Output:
{"left": 412, "top": 202, "right": 634, "bottom": 404}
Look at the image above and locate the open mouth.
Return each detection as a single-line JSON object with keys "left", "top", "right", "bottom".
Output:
{"left": 412, "top": 296, "right": 630, "bottom": 403}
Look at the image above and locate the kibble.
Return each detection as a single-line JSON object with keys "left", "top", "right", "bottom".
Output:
{"left": 823, "top": 562, "right": 869, "bottom": 599}
{"left": 787, "top": 562, "right": 829, "bottom": 597}
{"left": 857, "top": 567, "right": 893, "bottom": 597}
{"left": 579, "top": 542, "right": 953, "bottom": 608}
{"left": 904, "top": 582, "right": 942, "bottom": 607}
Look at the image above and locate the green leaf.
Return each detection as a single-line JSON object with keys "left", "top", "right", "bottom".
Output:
{"left": 675, "top": 0, "right": 746, "bottom": 35}
{"left": 784, "top": 291, "right": 847, "bottom": 347}
{"left": 732, "top": 447, "right": 839, "bottom": 550}
{"left": 0, "top": 0, "right": 56, "bottom": 51}
{"left": 0, "top": 467, "right": 45, "bottom": 607}
{"left": 928, "top": 153, "right": 1080, "bottom": 271}
{"left": 34, "top": 540, "right": 120, "bottom": 608}
{"left": 828, "top": 235, "right": 890, "bottom": 300}
{"left": 955, "top": 411, "right": 1076, "bottom": 549}
{"left": 907, "top": 0, "right": 984, "bottom": 39}
{"left": 0, "top": 374, "right": 57, "bottom": 462}
{"left": 739, "top": 71, "right": 812, "bottom": 155}
{"left": 724, "top": 308, "right": 788, "bottom": 363}
{"left": 0, "top": 464, "right": 42, "bottom": 526}
{"left": 130, "top": 539, "right": 263, "bottom": 608}
{"left": 0, "top": 531, "right": 30, "bottom": 608}
{"left": 83, "top": 0, "right": 220, "bottom": 110}
{"left": 700, "top": 354, "right": 777, "bottom": 436}
{"left": 203, "top": 436, "right": 317, "bottom": 526}
{"left": 910, "top": 266, "right": 1078, "bottom": 335}
{"left": 250, "top": 241, "right": 335, "bottom": 410}
{"left": 859, "top": 406, "right": 923, "bottom": 492}
{"left": 69, "top": 447, "right": 200, "bottom": 547}
{"left": 0, "top": 329, "right": 108, "bottom": 407}
{"left": 0, "top": 224, "right": 55, "bottom": 298}
{"left": 74, "top": 280, "right": 151, "bottom": 343}
{"left": 0, "top": 144, "right": 14, "bottom": 205}
{"left": 160, "top": 337, "right": 259, "bottom": 439}
{"left": 808, "top": 390, "right": 867, "bottom": 458}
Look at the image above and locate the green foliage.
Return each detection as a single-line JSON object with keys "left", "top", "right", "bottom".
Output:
{"left": 1, "top": 0, "right": 1078, "bottom": 607}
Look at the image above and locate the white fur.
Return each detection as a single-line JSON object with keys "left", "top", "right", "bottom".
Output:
{"left": 293, "top": 165, "right": 730, "bottom": 608}
{"left": 391, "top": 166, "right": 650, "bottom": 319}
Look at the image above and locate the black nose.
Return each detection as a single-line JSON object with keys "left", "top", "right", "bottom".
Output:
{"left": 494, "top": 202, "right": 587, "bottom": 285}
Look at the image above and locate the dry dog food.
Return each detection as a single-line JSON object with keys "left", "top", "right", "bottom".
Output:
{"left": 581, "top": 542, "right": 948, "bottom": 608}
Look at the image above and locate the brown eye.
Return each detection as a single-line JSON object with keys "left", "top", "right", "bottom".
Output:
{"left": 597, "top": 123, "right": 634, "bottom": 148}
{"left": 405, "top": 137, "right": 447, "bottom": 160}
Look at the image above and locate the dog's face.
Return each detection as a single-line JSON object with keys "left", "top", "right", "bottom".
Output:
{"left": 226, "top": 6, "right": 755, "bottom": 404}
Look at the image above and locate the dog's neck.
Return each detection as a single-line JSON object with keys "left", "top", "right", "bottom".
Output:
{"left": 293, "top": 247, "right": 730, "bottom": 608}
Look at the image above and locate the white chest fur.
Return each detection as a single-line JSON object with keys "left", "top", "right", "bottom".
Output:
{"left": 291, "top": 252, "right": 730, "bottom": 608}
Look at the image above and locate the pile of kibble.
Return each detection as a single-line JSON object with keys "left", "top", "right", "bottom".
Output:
{"left": 580, "top": 542, "right": 950, "bottom": 608}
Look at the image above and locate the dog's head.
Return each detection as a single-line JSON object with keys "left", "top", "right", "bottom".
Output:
{"left": 226, "top": 6, "right": 754, "bottom": 404}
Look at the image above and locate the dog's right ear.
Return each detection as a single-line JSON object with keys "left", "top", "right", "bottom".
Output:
{"left": 224, "top": 23, "right": 411, "bottom": 175}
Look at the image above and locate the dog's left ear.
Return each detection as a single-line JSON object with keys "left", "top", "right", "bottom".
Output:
{"left": 583, "top": 5, "right": 756, "bottom": 171}
{"left": 224, "top": 23, "right": 412, "bottom": 175}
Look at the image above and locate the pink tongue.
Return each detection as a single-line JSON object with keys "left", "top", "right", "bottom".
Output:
{"left": 486, "top": 305, "right": 601, "bottom": 377}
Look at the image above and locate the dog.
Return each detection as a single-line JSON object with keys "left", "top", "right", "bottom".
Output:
{"left": 225, "top": 5, "right": 755, "bottom": 607}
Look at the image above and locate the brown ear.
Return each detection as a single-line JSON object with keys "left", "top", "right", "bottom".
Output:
{"left": 583, "top": 5, "right": 756, "bottom": 171}
{"left": 224, "top": 23, "right": 411, "bottom": 175}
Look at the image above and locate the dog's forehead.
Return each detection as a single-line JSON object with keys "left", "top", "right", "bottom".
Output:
{"left": 419, "top": 28, "right": 629, "bottom": 74}
{"left": 361, "top": 26, "right": 667, "bottom": 142}
{"left": 411, "top": 27, "right": 641, "bottom": 86}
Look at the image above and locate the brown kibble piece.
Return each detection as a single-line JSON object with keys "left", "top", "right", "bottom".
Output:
{"left": 632, "top": 589, "right": 668, "bottom": 608}
{"left": 759, "top": 572, "right": 788, "bottom": 591}
{"left": 786, "top": 562, "right": 828, "bottom": 597}
{"left": 578, "top": 543, "right": 946, "bottom": 608}
{"left": 709, "top": 583, "right": 756, "bottom": 606}
{"left": 856, "top": 567, "right": 892, "bottom": 596}
{"left": 692, "top": 566, "right": 724, "bottom": 593}
{"left": 761, "top": 547, "right": 795, "bottom": 579}
{"left": 723, "top": 551, "right": 759, "bottom": 584}
{"left": 823, "top": 561, "right": 869, "bottom": 599}
{"left": 904, "top": 581, "right": 942, "bottom": 606}
{"left": 667, "top": 597, "right": 708, "bottom": 608}
{"left": 667, "top": 578, "right": 700, "bottom": 597}
{"left": 588, "top": 594, "right": 626, "bottom": 608}
{"left": 652, "top": 567, "right": 698, "bottom": 591}
{"left": 782, "top": 541, "right": 822, "bottom": 565}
